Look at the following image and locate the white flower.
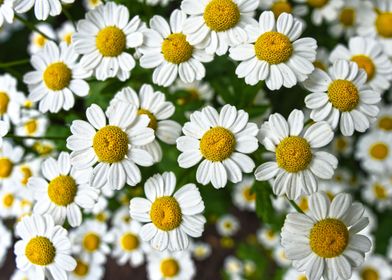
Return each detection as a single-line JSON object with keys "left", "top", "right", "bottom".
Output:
{"left": 67, "top": 103, "right": 155, "bottom": 190}
{"left": 259, "top": 0, "right": 308, "bottom": 19}
{"left": 112, "top": 206, "right": 133, "bottom": 227}
{"left": 330, "top": 135, "right": 353, "bottom": 157}
{"left": 24, "top": 42, "right": 91, "bottom": 113}
{"left": 0, "top": 73, "right": 24, "bottom": 125}
{"left": 0, "top": 141, "right": 24, "bottom": 185}
{"left": 283, "top": 268, "right": 307, "bottom": 280}
{"left": 28, "top": 152, "right": 99, "bottom": 227}
{"left": 372, "top": 104, "right": 392, "bottom": 132}
{"left": 190, "top": 241, "right": 211, "bottom": 261}
{"left": 14, "top": 0, "right": 75, "bottom": 20}
{"left": 171, "top": 80, "right": 214, "bottom": 104}
{"left": 281, "top": 192, "right": 372, "bottom": 280}
{"left": 69, "top": 255, "right": 104, "bottom": 280}
{"left": 139, "top": 9, "right": 213, "bottom": 87}
{"left": 232, "top": 176, "right": 256, "bottom": 211}
{"left": 14, "top": 214, "right": 77, "bottom": 280}
{"left": 362, "top": 176, "right": 392, "bottom": 211}
{"left": 83, "top": 0, "right": 102, "bottom": 10}
{"left": 304, "top": 60, "right": 381, "bottom": 136}
{"left": 177, "top": 104, "right": 258, "bottom": 189}
{"left": 15, "top": 109, "right": 48, "bottom": 146}
{"left": 73, "top": 2, "right": 144, "bottom": 81}
{"left": 224, "top": 256, "right": 244, "bottom": 279}
{"left": 56, "top": 21, "right": 75, "bottom": 45}
{"left": 351, "top": 255, "right": 392, "bottom": 280}
{"left": 107, "top": 84, "right": 182, "bottom": 163}
{"left": 0, "top": 184, "right": 24, "bottom": 218}
{"left": 0, "top": 0, "right": 14, "bottom": 27}
{"left": 293, "top": 0, "right": 344, "bottom": 25}
{"left": 216, "top": 214, "right": 240, "bottom": 237}
{"left": 255, "top": 109, "right": 337, "bottom": 200}
{"left": 273, "top": 245, "right": 292, "bottom": 268}
{"left": 130, "top": 172, "right": 206, "bottom": 251}
{"left": 28, "top": 23, "right": 56, "bottom": 54}
{"left": 313, "top": 46, "right": 330, "bottom": 71}
{"left": 257, "top": 226, "right": 280, "bottom": 249}
{"left": 229, "top": 11, "right": 317, "bottom": 90}
{"left": 0, "top": 120, "right": 9, "bottom": 147}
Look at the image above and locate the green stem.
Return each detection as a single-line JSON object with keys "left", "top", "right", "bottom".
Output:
{"left": 286, "top": 196, "right": 305, "bottom": 214}
{"left": 14, "top": 14, "right": 56, "bottom": 41}
{"left": 0, "top": 59, "right": 30, "bottom": 68}
{"left": 5, "top": 134, "right": 67, "bottom": 141}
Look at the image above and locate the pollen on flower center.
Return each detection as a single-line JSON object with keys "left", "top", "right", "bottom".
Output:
{"left": 83, "top": 232, "right": 101, "bottom": 252}
{"left": 243, "top": 187, "right": 256, "bottom": 202}
{"left": 327, "top": 80, "right": 359, "bottom": 112}
{"left": 275, "top": 136, "right": 312, "bottom": 173}
{"left": 20, "top": 166, "right": 32, "bottom": 186}
{"left": 93, "top": 125, "right": 129, "bottom": 163}
{"left": 120, "top": 233, "right": 139, "bottom": 251}
{"left": 48, "top": 175, "right": 77, "bottom": 206}
{"left": 254, "top": 31, "right": 293, "bottom": 64}
{"left": 271, "top": 1, "right": 293, "bottom": 18}
{"left": 160, "top": 258, "right": 180, "bottom": 277}
{"left": 378, "top": 116, "right": 392, "bottom": 131}
{"left": 34, "top": 35, "right": 46, "bottom": 47}
{"left": 200, "top": 127, "right": 236, "bottom": 162}
{"left": 339, "top": 8, "right": 355, "bottom": 26}
{"left": 25, "top": 236, "right": 56, "bottom": 266}
{"left": 96, "top": 26, "right": 126, "bottom": 57}
{"left": 138, "top": 109, "right": 158, "bottom": 130}
{"left": 0, "top": 157, "right": 13, "bottom": 178}
{"left": 161, "top": 33, "right": 193, "bottom": 64}
{"left": 43, "top": 62, "right": 72, "bottom": 91}
{"left": 24, "top": 119, "right": 38, "bottom": 135}
{"left": 150, "top": 196, "right": 182, "bottom": 231}
{"left": 373, "top": 183, "right": 387, "bottom": 199}
{"left": 307, "top": 0, "right": 328, "bottom": 8}
{"left": 2, "top": 193, "right": 14, "bottom": 208}
{"left": 369, "top": 142, "right": 389, "bottom": 160}
{"left": 309, "top": 218, "right": 349, "bottom": 258}
{"left": 203, "top": 0, "right": 240, "bottom": 32}
{"left": 375, "top": 12, "right": 392, "bottom": 38}
{"left": 361, "top": 267, "right": 379, "bottom": 280}
{"left": 74, "top": 259, "right": 89, "bottom": 276}
{"left": 351, "top": 55, "right": 375, "bottom": 81}
{"left": 0, "top": 92, "right": 10, "bottom": 115}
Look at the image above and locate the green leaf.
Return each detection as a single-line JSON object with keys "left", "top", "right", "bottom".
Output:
{"left": 253, "top": 180, "right": 274, "bottom": 224}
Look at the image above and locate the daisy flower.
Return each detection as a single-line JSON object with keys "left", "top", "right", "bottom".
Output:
{"left": 190, "top": 241, "right": 211, "bottom": 261}
{"left": 355, "top": 130, "right": 392, "bottom": 175}
{"left": 57, "top": 21, "right": 75, "bottom": 45}
{"left": 177, "top": 104, "right": 258, "bottom": 189}
{"left": 304, "top": 60, "right": 381, "bottom": 136}
{"left": 28, "top": 152, "right": 99, "bottom": 227}
{"left": 257, "top": 226, "right": 280, "bottom": 249}
{"left": 73, "top": 2, "right": 144, "bottom": 81}
{"left": 0, "top": 184, "right": 23, "bottom": 218}
{"left": 15, "top": 109, "right": 48, "bottom": 146}
{"left": 330, "top": 134, "right": 353, "bottom": 157}
{"left": 83, "top": 0, "right": 102, "bottom": 10}
{"left": 224, "top": 256, "right": 244, "bottom": 279}
{"left": 107, "top": 84, "right": 182, "bottom": 163}
{"left": 112, "top": 206, "right": 133, "bottom": 227}
{"left": 69, "top": 255, "right": 104, "bottom": 280}
{"left": 14, "top": 0, "right": 75, "bottom": 20}
{"left": 273, "top": 245, "right": 292, "bottom": 267}
{"left": 28, "top": 23, "right": 56, "bottom": 54}
{"left": 216, "top": 214, "right": 240, "bottom": 237}
{"left": 0, "top": 73, "right": 24, "bottom": 124}
{"left": 373, "top": 105, "right": 392, "bottom": 132}
{"left": 229, "top": 11, "right": 317, "bottom": 90}
{"left": 171, "top": 80, "right": 214, "bottom": 105}
{"left": 232, "top": 176, "right": 256, "bottom": 211}
{"left": 255, "top": 109, "right": 337, "bottom": 200}
{"left": 0, "top": 120, "right": 9, "bottom": 147}
{"left": 0, "top": 141, "right": 24, "bottom": 185}
{"left": 330, "top": 37, "right": 392, "bottom": 93}
{"left": 362, "top": 176, "right": 392, "bottom": 211}
{"left": 67, "top": 103, "right": 155, "bottom": 190}
{"left": 14, "top": 214, "right": 76, "bottom": 280}
{"left": 139, "top": 9, "right": 213, "bottom": 87}
{"left": 259, "top": 0, "right": 307, "bottom": 19}
{"left": 292, "top": 0, "right": 344, "bottom": 25}
{"left": 130, "top": 172, "right": 206, "bottom": 251}
{"left": 281, "top": 192, "right": 372, "bottom": 280}
{"left": 313, "top": 46, "right": 330, "bottom": 71}
{"left": 0, "top": 0, "right": 14, "bottom": 27}
{"left": 352, "top": 255, "right": 392, "bottom": 280}
{"left": 24, "top": 42, "right": 91, "bottom": 113}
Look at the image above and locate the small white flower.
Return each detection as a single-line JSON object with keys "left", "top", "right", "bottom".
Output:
{"left": 0, "top": 73, "right": 24, "bottom": 125}
{"left": 362, "top": 176, "right": 392, "bottom": 211}
{"left": 28, "top": 23, "right": 56, "bottom": 54}
{"left": 372, "top": 104, "right": 392, "bottom": 132}
{"left": 216, "top": 214, "right": 240, "bottom": 237}
{"left": 0, "top": 141, "right": 24, "bottom": 185}
{"left": 232, "top": 176, "right": 256, "bottom": 211}
{"left": 56, "top": 21, "right": 75, "bottom": 45}
{"left": 351, "top": 255, "right": 392, "bottom": 280}
{"left": 14, "top": 0, "right": 75, "bottom": 20}
{"left": 257, "top": 226, "right": 280, "bottom": 249}
{"left": 83, "top": 0, "right": 102, "bottom": 10}
{"left": 69, "top": 255, "right": 104, "bottom": 280}
{"left": 273, "top": 245, "right": 292, "bottom": 268}
{"left": 293, "top": 0, "right": 344, "bottom": 25}
{"left": 15, "top": 109, "right": 48, "bottom": 146}
{"left": 190, "top": 241, "right": 211, "bottom": 261}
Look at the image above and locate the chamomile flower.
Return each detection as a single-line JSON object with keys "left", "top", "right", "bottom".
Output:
{"left": 181, "top": 0, "right": 258, "bottom": 56}
{"left": 0, "top": 184, "right": 23, "bottom": 218}
{"left": 28, "top": 152, "right": 99, "bottom": 227}
{"left": 14, "top": 214, "right": 76, "bottom": 280}
{"left": 73, "top": 2, "right": 144, "bottom": 81}
{"left": 362, "top": 176, "right": 392, "bottom": 211}
{"left": 293, "top": 0, "right": 343, "bottom": 25}
{"left": 0, "top": 120, "right": 9, "bottom": 147}
{"left": 28, "top": 23, "right": 55, "bottom": 54}
{"left": 229, "top": 11, "right": 317, "bottom": 90}
{"left": 313, "top": 46, "right": 330, "bottom": 71}
{"left": 130, "top": 172, "right": 206, "bottom": 251}
{"left": 283, "top": 268, "right": 308, "bottom": 280}
{"left": 259, "top": 0, "right": 307, "bottom": 19}
{"left": 304, "top": 60, "right": 381, "bottom": 136}
{"left": 281, "top": 192, "right": 372, "bottom": 280}
{"left": 273, "top": 245, "right": 291, "bottom": 267}
{"left": 15, "top": 109, "right": 48, "bottom": 146}
{"left": 69, "top": 255, "right": 104, "bottom": 280}
{"left": 224, "top": 256, "right": 243, "bottom": 279}
{"left": 373, "top": 104, "right": 392, "bottom": 132}
{"left": 255, "top": 109, "right": 337, "bottom": 200}
{"left": 257, "top": 226, "right": 280, "bottom": 249}
{"left": 171, "top": 80, "right": 214, "bottom": 105}
{"left": 177, "top": 104, "right": 258, "bottom": 189}
{"left": 351, "top": 255, "right": 392, "bottom": 280}
{"left": 14, "top": 0, "right": 75, "bottom": 20}
{"left": 355, "top": 130, "right": 392, "bottom": 175}
{"left": 0, "top": 0, "right": 14, "bottom": 27}
{"left": 0, "top": 73, "right": 24, "bottom": 124}
{"left": 67, "top": 103, "right": 155, "bottom": 190}
{"left": 83, "top": 0, "right": 102, "bottom": 10}
{"left": 57, "top": 21, "right": 75, "bottom": 45}
{"left": 24, "top": 42, "right": 91, "bottom": 113}
{"left": 0, "top": 221, "right": 12, "bottom": 266}
{"left": 0, "top": 141, "right": 24, "bottom": 185}
{"left": 232, "top": 176, "right": 256, "bottom": 211}
{"left": 330, "top": 37, "right": 392, "bottom": 93}
{"left": 216, "top": 214, "right": 240, "bottom": 237}
{"left": 190, "top": 241, "right": 212, "bottom": 261}
{"left": 139, "top": 9, "right": 213, "bottom": 87}
{"left": 330, "top": 134, "right": 353, "bottom": 157}
{"left": 107, "top": 84, "right": 182, "bottom": 163}
{"left": 112, "top": 206, "right": 133, "bottom": 227}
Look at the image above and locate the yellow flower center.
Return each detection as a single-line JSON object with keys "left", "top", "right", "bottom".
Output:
{"left": 327, "top": 80, "right": 359, "bottom": 112}
{"left": 335, "top": 137, "right": 348, "bottom": 151}
{"left": 95, "top": 212, "right": 107, "bottom": 222}
{"left": 24, "top": 119, "right": 38, "bottom": 135}
{"left": 351, "top": 55, "right": 375, "bottom": 81}
{"left": 25, "top": 236, "right": 56, "bottom": 266}
{"left": 2, "top": 193, "right": 14, "bottom": 208}
{"left": 361, "top": 267, "right": 379, "bottom": 280}
{"left": 298, "top": 196, "right": 309, "bottom": 212}
{"left": 137, "top": 109, "right": 158, "bottom": 130}
{"left": 307, "top": 0, "right": 328, "bottom": 8}
{"left": 271, "top": 1, "right": 293, "bottom": 18}
{"left": 200, "top": 127, "right": 236, "bottom": 162}
{"left": 160, "top": 258, "right": 180, "bottom": 277}
{"left": 161, "top": 33, "right": 193, "bottom": 64}
{"left": 254, "top": 31, "right": 293, "bottom": 64}
{"left": 83, "top": 232, "right": 101, "bottom": 252}
{"left": 93, "top": 125, "right": 129, "bottom": 163}
{"left": 369, "top": 142, "right": 389, "bottom": 160}
{"left": 63, "top": 32, "right": 73, "bottom": 45}
{"left": 298, "top": 276, "right": 308, "bottom": 280}
{"left": 0, "top": 157, "right": 13, "bottom": 178}
{"left": 339, "top": 8, "right": 355, "bottom": 26}
{"left": 309, "top": 218, "right": 349, "bottom": 258}
{"left": 313, "top": 60, "right": 326, "bottom": 71}
{"left": 0, "top": 92, "right": 10, "bottom": 115}
{"left": 34, "top": 35, "right": 46, "bottom": 47}
{"left": 120, "top": 233, "right": 139, "bottom": 251}
{"left": 378, "top": 116, "right": 392, "bottom": 131}
{"left": 242, "top": 186, "right": 256, "bottom": 202}
{"left": 33, "top": 142, "right": 54, "bottom": 156}
{"left": 96, "top": 26, "right": 126, "bottom": 57}
{"left": 275, "top": 136, "right": 312, "bottom": 173}
{"left": 73, "top": 259, "right": 89, "bottom": 277}
{"left": 43, "top": 62, "right": 72, "bottom": 91}
{"left": 48, "top": 175, "right": 77, "bottom": 206}
{"left": 375, "top": 12, "right": 392, "bottom": 38}
{"left": 266, "top": 229, "right": 276, "bottom": 239}
{"left": 150, "top": 196, "right": 182, "bottom": 231}
{"left": 203, "top": 0, "right": 240, "bottom": 32}
{"left": 373, "top": 183, "right": 387, "bottom": 199}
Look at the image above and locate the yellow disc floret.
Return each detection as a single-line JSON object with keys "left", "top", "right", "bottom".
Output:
{"left": 271, "top": 1, "right": 293, "bottom": 18}
{"left": 34, "top": 35, "right": 46, "bottom": 47}
{"left": 254, "top": 31, "right": 293, "bottom": 64}
{"left": 2, "top": 193, "right": 14, "bottom": 208}
{"left": 93, "top": 125, "right": 129, "bottom": 163}
{"left": 83, "top": 232, "right": 101, "bottom": 252}
{"left": 373, "top": 183, "right": 387, "bottom": 199}
{"left": 24, "top": 119, "right": 38, "bottom": 135}
{"left": 0, "top": 92, "right": 9, "bottom": 115}
{"left": 160, "top": 258, "right": 180, "bottom": 277}
{"left": 200, "top": 127, "right": 236, "bottom": 162}
{"left": 378, "top": 116, "right": 392, "bottom": 131}
{"left": 307, "top": 0, "right": 328, "bottom": 8}
{"left": 327, "top": 80, "right": 359, "bottom": 112}
{"left": 138, "top": 109, "right": 158, "bottom": 130}
{"left": 20, "top": 166, "right": 33, "bottom": 186}
{"left": 361, "top": 267, "right": 379, "bottom": 280}
{"left": 369, "top": 142, "right": 389, "bottom": 160}
{"left": 309, "top": 218, "right": 349, "bottom": 258}
{"left": 25, "top": 236, "right": 56, "bottom": 266}
{"left": 120, "top": 233, "right": 139, "bottom": 251}
{"left": 0, "top": 157, "right": 13, "bottom": 178}
{"left": 150, "top": 196, "right": 182, "bottom": 231}
{"left": 96, "top": 26, "right": 126, "bottom": 57}
{"left": 73, "top": 259, "right": 89, "bottom": 277}
{"left": 161, "top": 33, "right": 193, "bottom": 64}
{"left": 43, "top": 62, "right": 72, "bottom": 91}
{"left": 339, "top": 8, "right": 355, "bottom": 26}
{"left": 375, "top": 12, "right": 392, "bottom": 38}
{"left": 351, "top": 55, "right": 375, "bottom": 81}
{"left": 275, "top": 136, "right": 312, "bottom": 173}
{"left": 204, "top": 0, "right": 240, "bottom": 32}
{"left": 242, "top": 186, "right": 256, "bottom": 202}
{"left": 48, "top": 175, "right": 77, "bottom": 206}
